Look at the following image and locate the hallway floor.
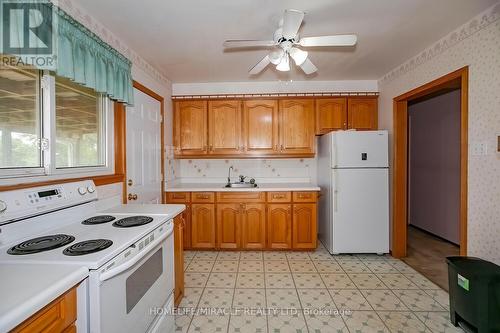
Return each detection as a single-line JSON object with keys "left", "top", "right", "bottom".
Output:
{"left": 175, "top": 243, "right": 462, "bottom": 333}
{"left": 403, "top": 226, "right": 460, "bottom": 291}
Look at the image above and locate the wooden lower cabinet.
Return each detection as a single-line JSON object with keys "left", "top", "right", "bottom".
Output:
{"left": 12, "top": 287, "right": 77, "bottom": 333}
{"left": 174, "top": 214, "right": 185, "bottom": 307}
{"left": 292, "top": 203, "right": 318, "bottom": 249}
{"left": 191, "top": 203, "right": 216, "bottom": 248}
{"left": 241, "top": 203, "right": 266, "bottom": 249}
{"left": 267, "top": 204, "right": 292, "bottom": 249}
{"left": 216, "top": 204, "right": 241, "bottom": 249}
{"left": 182, "top": 205, "right": 192, "bottom": 249}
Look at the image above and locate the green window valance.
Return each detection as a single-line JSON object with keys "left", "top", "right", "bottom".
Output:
{"left": 0, "top": 3, "right": 134, "bottom": 105}
{"left": 55, "top": 7, "right": 134, "bottom": 105}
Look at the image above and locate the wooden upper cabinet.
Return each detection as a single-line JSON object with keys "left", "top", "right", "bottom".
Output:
{"left": 191, "top": 203, "right": 216, "bottom": 249}
{"left": 243, "top": 99, "right": 279, "bottom": 155}
{"left": 279, "top": 99, "right": 315, "bottom": 155}
{"left": 241, "top": 203, "right": 266, "bottom": 249}
{"left": 216, "top": 203, "right": 241, "bottom": 249}
{"left": 174, "top": 101, "right": 208, "bottom": 156}
{"left": 347, "top": 98, "right": 378, "bottom": 130}
{"left": 208, "top": 100, "right": 242, "bottom": 155}
{"left": 316, "top": 98, "right": 347, "bottom": 134}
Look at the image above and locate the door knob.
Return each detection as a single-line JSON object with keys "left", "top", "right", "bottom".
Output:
{"left": 128, "top": 193, "right": 138, "bottom": 201}
{"left": 127, "top": 179, "right": 133, "bottom": 186}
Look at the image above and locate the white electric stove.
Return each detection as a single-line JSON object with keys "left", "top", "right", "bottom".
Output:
{"left": 0, "top": 180, "right": 184, "bottom": 333}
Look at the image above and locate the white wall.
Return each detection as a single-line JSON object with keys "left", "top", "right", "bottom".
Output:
{"left": 173, "top": 80, "right": 378, "bottom": 96}
{"left": 378, "top": 4, "right": 500, "bottom": 264}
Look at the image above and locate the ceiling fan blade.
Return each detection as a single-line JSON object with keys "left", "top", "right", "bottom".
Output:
{"left": 223, "top": 40, "right": 276, "bottom": 48}
{"left": 299, "top": 34, "right": 358, "bottom": 47}
{"left": 249, "top": 55, "right": 271, "bottom": 74}
{"left": 281, "top": 9, "right": 304, "bottom": 39}
{"left": 299, "top": 58, "right": 317, "bottom": 75}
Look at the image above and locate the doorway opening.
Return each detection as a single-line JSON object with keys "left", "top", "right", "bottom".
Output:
{"left": 392, "top": 67, "right": 468, "bottom": 289}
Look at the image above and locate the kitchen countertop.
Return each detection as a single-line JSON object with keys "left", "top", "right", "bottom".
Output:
{"left": 101, "top": 203, "right": 186, "bottom": 216}
{"left": 0, "top": 263, "right": 88, "bottom": 332}
{"left": 165, "top": 183, "right": 320, "bottom": 192}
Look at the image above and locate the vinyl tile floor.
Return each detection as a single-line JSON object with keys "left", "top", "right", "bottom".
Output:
{"left": 175, "top": 243, "right": 463, "bottom": 333}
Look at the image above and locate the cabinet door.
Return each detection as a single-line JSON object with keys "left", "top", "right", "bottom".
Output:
{"left": 174, "top": 101, "right": 208, "bottom": 155}
{"left": 241, "top": 203, "right": 266, "bottom": 249}
{"left": 316, "top": 98, "right": 347, "bottom": 134}
{"left": 174, "top": 215, "right": 184, "bottom": 307}
{"left": 279, "top": 99, "right": 315, "bottom": 155}
{"left": 191, "top": 204, "right": 216, "bottom": 248}
{"left": 216, "top": 203, "right": 241, "bottom": 249}
{"left": 183, "top": 205, "right": 192, "bottom": 249}
{"left": 267, "top": 204, "right": 292, "bottom": 249}
{"left": 208, "top": 100, "right": 242, "bottom": 155}
{"left": 347, "top": 98, "right": 378, "bottom": 130}
{"left": 243, "top": 99, "right": 279, "bottom": 155}
{"left": 292, "top": 203, "right": 317, "bottom": 249}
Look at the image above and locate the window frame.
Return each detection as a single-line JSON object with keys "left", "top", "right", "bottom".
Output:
{"left": 0, "top": 70, "right": 114, "bottom": 184}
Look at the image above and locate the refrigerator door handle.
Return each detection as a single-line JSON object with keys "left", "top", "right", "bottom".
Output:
{"left": 333, "top": 170, "right": 338, "bottom": 212}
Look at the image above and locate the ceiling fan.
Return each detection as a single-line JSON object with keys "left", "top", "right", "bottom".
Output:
{"left": 223, "top": 9, "right": 357, "bottom": 75}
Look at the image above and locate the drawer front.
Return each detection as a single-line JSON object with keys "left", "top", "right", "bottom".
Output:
{"left": 191, "top": 192, "right": 215, "bottom": 203}
{"left": 216, "top": 191, "right": 266, "bottom": 203}
{"left": 166, "top": 192, "right": 191, "bottom": 203}
{"left": 267, "top": 191, "right": 292, "bottom": 203}
{"left": 292, "top": 191, "right": 318, "bottom": 203}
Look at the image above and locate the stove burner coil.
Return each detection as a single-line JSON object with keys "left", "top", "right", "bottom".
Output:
{"left": 82, "top": 215, "right": 116, "bottom": 225}
{"left": 112, "top": 216, "right": 154, "bottom": 228}
{"left": 63, "top": 239, "right": 113, "bottom": 256}
{"left": 8, "top": 234, "right": 75, "bottom": 255}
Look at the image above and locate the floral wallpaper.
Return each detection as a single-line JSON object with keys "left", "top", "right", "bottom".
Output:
{"left": 378, "top": 3, "right": 500, "bottom": 264}
{"left": 175, "top": 158, "right": 317, "bottom": 184}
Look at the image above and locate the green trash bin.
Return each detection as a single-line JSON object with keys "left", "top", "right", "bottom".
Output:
{"left": 446, "top": 256, "right": 500, "bottom": 333}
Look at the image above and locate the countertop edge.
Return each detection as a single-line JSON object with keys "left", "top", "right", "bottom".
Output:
{"left": 0, "top": 266, "right": 89, "bottom": 332}
{"left": 165, "top": 185, "right": 320, "bottom": 192}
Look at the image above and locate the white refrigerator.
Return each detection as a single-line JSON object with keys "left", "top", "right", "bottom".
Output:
{"left": 318, "top": 130, "right": 389, "bottom": 254}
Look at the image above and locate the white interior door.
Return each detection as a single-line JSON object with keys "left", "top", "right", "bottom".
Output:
{"left": 126, "top": 88, "right": 162, "bottom": 204}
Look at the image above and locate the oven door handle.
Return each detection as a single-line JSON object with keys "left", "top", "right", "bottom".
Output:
{"left": 99, "top": 225, "right": 173, "bottom": 282}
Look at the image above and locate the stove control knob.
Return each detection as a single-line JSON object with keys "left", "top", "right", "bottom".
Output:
{"left": 78, "top": 187, "right": 87, "bottom": 195}
{"left": 0, "top": 200, "right": 6, "bottom": 213}
{"left": 87, "top": 186, "right": 95, "bottom": 193}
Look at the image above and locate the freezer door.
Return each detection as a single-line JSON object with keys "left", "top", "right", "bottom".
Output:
{"left": 332, "top": 168, "right": 389, "bottom": 254}
{"left": 332, "top": 131, "right": 388, "bottom": 168}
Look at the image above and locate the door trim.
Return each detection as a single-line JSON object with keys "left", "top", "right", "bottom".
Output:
{"left": 392, "top": 66, "right": 468, "bottom": 257}
{"left": 122, "top": 81, "right": 165, "bottom": 204}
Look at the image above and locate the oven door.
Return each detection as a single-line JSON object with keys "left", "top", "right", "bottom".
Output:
{"left": 89, "top": 224, "right": 174, "bottom": 333}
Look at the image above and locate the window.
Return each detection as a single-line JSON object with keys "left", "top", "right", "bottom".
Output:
{"left": 55, "top": 76, "right": 105, "bottom": 168}
{"left": 0, "top": 68, "right": 113, "bottom": 181}
{"left": 0, "top": 68, "right": 42, "bottom": 171}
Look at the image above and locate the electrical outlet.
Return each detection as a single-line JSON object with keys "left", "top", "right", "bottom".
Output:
{"left": 471, "top": 142, "right": 488, "bottom": 156}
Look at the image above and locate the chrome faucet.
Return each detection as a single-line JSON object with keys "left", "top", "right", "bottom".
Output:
{"left": 227, "top": 166, "right": 234, "bottom": 184}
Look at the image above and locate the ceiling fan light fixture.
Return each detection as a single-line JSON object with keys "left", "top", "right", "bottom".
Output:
{"left": 276, "top": 54, "right": 290, "bottom": 71}
{"left": 269, "top": 49, "right": 284, "bottom": 65}
{"left": 289, "top": 47, "right": 308, "bottom": 66}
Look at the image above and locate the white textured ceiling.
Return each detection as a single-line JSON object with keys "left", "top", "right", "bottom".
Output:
{"left": 74, "top": 0, "right": 496, "bottom": 83}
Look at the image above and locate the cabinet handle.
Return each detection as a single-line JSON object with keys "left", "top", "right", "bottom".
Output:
{"left": 197, "top": 194, "right": 209, "bottom": 199}
{"left": 273, "top": 194, "right": 284, "bottom": 199}
{"left": 280, "top": 144, "right": 284, "bottom": 152}
{"left": 173, "top": 194, "right": 185, "bottom": 199}
{"left": 287, "top": 205, "right": 292, "bottom": 215}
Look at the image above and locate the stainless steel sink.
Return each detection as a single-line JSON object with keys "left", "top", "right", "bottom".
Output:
{"left": 224, "top": 183, "right": 258, "bottom": 188}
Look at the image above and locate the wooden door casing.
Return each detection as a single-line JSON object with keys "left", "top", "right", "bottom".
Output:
{"left": 208, "top": 100, "right": 242, "bottom": 155}
{"left": 241, "top": 203, "right": 266, "bottom": 249}
{"left": 292, "top": 203, "right": 317, "bottom": 249}
{"left": 267, "top": 204, "right": 292, "bottom": 249}
{"left": 216, "top": 203, "right": 241, "bottom": 249}
{"left": 279, "top": 99, "right": 315, "bottom": 154}
{"left": 316, "top": 98, "right": 347, "bottom": 134}
{"left": 243, "top": 99, "right": 279, "bottom": 155}
{"left": 347, "top": 98, "right": 378, "bottom": 130}
{"left": 174, "top": 101, "right": 208, "bottom": 155}
{"left": 191, "top": 203, "right": 216, "bottom": 248}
